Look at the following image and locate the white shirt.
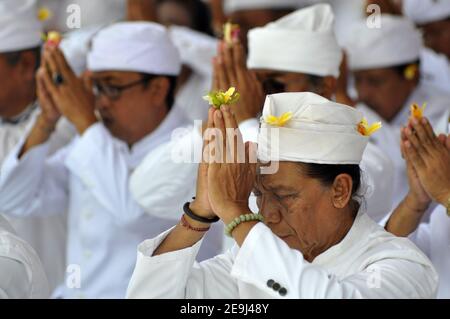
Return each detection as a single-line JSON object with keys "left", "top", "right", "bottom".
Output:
{"left": 420, "top": 48, "right": 450, "bottom": 95}
{"left": 0, "top": 104, "right": 75, "bottom": 292}
{"left": 127, "top": 210, "right": 438, "bottom": 299}
{"left": 410, "top": 206, "right": 450, "bottom": 299}
{"left": 238, "top": 118, "right": 395, "bottom": 223}
{"left": 358, "top": 83, "right": 450, "bottom": 211}
{"left": 0, "top": 108, "right": 194, "bottom": 298}
{"left": 0, "top": 215, "right": 49, "bottom": 299}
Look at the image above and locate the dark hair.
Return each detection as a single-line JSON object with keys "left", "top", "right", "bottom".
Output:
{"left": 298, "top": 163, "right": 362, "bottom": 210}
{"left": 2, "top": 46, "right": 41, "bottom": 71}
{"left": 392, "top": 59, "right": 420, "bottom": 77}
{"left": 155, "top": 0, "right": 214, "bottom": 36}
{"left": 140, "top": 73, "right": 177, "bottom": 110}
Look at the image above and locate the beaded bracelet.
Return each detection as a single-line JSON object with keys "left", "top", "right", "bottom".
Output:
{"left": 225, "top": 213, "right": 264, "bottom": 237}
{"left": 180, "top": 214, "right": 210, "bottom": 233}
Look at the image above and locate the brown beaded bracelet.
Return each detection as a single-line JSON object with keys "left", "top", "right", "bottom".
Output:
{"left": 180, "top": 214, "right": 210, "bottom": 233}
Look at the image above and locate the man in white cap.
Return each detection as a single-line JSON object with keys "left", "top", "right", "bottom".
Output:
{"left": 344, "top": 14, "right": 450, "bottom": 211}
{"left": 214, "top": 4, "right": 395, "bottom": 223}
{"left": 127, "top": 93, "right": 437, "bottom": 299}
{"left": 403, "top": 0, "right": 450, "bottom": 94}
{"left": 0, "top": 215, "right": 49, "bottom": 298}
{"left": 0, "top": 0, "right": 73, "bottom": 292}
{"left": 386, "top": 117, "right": 450, "bottom": 298}
{"left": 0, "top": 21, "right": 207, "bottom": 298}
{"left": 222, "top": 0, "right": 319, "bottom": 48}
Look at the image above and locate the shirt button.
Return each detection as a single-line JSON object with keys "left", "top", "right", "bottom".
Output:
{"left": 272, "top": 282, "right": 281, "bottom": 291}
{"left": 267, "top": 279, "right": 275, "bottom": 288}
{"left": 279, "top": 288, "right": 287, "bottom": 296}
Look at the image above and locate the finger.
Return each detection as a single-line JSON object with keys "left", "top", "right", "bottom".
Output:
{"left": 44, "top": 49, "right": 59, "bottom": 78}
{"left": 405, "top": 126, "right": 428, "bottom": 155}
{"left": 404, "top": 139, "right": 427, "bottom": 170}
{"left": 412, "top": 118, "right": 433, "bottom": 149}
{"left": 221, "top": 105, "right": 242, "bottom": 162}
{"left": 212, "top": 57, "right": 220, "bottom": 91}
{"left": 233, "top": 41, "right": 248, "bottom": 85}
{"left": 421, "top": 117, "right": 436, "bottom": 141}
{"left": 446, "top": 135, "right": 450, "bottom": 151}
{"left": 49, "top": 47, "right": 76, "bottom": 84}
{"left": 222, "top": 41, "right": 237, "bottom": 85}
{"left": 40, "top": 63, "right": 59, "bottom": 97}
{"left": 213, "top": 109, "right": 226, "bottom": 164}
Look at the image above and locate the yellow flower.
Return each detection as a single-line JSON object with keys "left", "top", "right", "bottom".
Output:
{"left": 410, "top": 102, "right": 427, "bottom": 120}
{"left": 203, "top": 87, "right": 240, "bottom": 109}
{"left": 223, "top": 22, "right": 240, "bottom": 44}
{"left": 404, "top": 64, "right": 418, "bottom": 80}
{"left": 357, "top": 118, "right": 382, "bottom": 136}
{"left": 38, "top": 7, "right": 52, "bottom": 21}
{"left": 264, "top": 112, "right": 293, "bottom": 127}
{"left": 41, "top": 31, "right": 62, "bottom": 47}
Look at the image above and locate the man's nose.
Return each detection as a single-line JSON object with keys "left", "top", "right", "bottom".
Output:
{"left": 259, "top": 195, "right": 282, "bottom": 225}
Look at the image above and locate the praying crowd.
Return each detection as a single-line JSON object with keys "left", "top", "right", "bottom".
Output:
{"left": 0, "top": 0, "right": 449, "bottom": 299}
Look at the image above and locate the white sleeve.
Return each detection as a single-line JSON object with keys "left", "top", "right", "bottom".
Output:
{"left": 231, "top": 223, "right": 437, "bottom": 299}
{"left": 64, "top": 123, "right": 146, "bottom": 226}
{"left": 0, "top": 139, "right": 69, "bottom": 217}
{"left": 408, "top": 223, "right": 431, "bottom": 257}
{"left": 0, "top": 257, "right": 31, "bottom": 299}
{"left": 127, "top": 227, "right": 238, "bottom": 299}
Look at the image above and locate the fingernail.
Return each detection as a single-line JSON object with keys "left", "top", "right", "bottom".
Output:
{"left": 412, "top": 118, "right": 418, "bottom": 125}
{"left": 217, "top": 110, "right": 222, "bottom": 118}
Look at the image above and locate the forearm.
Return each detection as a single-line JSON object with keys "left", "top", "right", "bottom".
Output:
{"left": 386, "top": 194, "right": 429, "bottom": 237}
{"left": 154, "top": 201, "right": 211, "bottom": 255}
{"left": 19, "top": 115, "right": 54, "bottom": 159}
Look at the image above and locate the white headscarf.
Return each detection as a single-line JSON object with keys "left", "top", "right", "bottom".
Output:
{"left": 403, "top": 0, "right": 450, "bottom": 25}
{"left": 258, "top": 92, "right": 370, "bottom": 164}
{"left": 247, "top": 4, "right": 342, "bottom": 77}
{"left": 223, "top": 0, "right": 319, "bottom": 14}
{"left": 344, "top": 15, "right": 423, "bottom": 71}
{"left": 87, "top": 22, "right": 181, "bottom": 76}
{"left": 0, "top": 0, "right": 42, "bottom": 52}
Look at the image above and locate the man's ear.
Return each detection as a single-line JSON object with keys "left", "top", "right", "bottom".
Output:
{"left": 147, "top": 76, "right": 170, "bottom": 106}
{"left": 320, "top": 76, "right": 337, "bottom": 100}
{"left": 331, "top": 174, "right": 353, "bottom": 209}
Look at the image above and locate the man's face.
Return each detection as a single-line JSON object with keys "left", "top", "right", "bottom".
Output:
{"left": 0, "top": 53, "right": 29, "bottom": 117}
{"left": 90, "top": 71, "right": 169, "bottom": 145}
{"left": 353, "top": 68, "right": 415, "bottom": 122}
{"left": 255, "top": 69, "right": 333, "bottom": 99}
{"left": 156, "top": 1, "right": 193, "bottom": 29}
{"left": 253, "top": 162, "right": 334, "bottom": 260}
{"left": 421, "top": 19, "right": 450, "bottom": 60}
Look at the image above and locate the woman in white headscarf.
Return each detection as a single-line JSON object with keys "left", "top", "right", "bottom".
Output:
{"left": 127, "top": 92, "right": 437, "bottom": 299}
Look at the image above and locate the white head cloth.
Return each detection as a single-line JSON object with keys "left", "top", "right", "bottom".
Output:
{"left": 258, "top": 92, "right": 369, "bottom": 164}
{"left": 223, "top": 0, "right": 319, "bottom": 14}
{"left": 247, "top": 3, "right": 342, "bottom": 77}
{"left": 403, "top": 0, "right": 450, "bottom": 25}
{"left": 87, "top": 22, "right": 181, "bottom": 75}
{"left": 344, "top": 15, "right": 423, "bottom": 70}
{"left": 0, "top": 0, "right": 42, "bottom": 52}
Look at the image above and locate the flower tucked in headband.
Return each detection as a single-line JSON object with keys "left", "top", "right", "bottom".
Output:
{"left": 264, "top": 112, "right": 293, "bottom": 127}
{"left": 41, "top": 31, "right": 62, "bottom": 47}
{"left": 38, "top": 7, "right": 52, "bottom": 21}
{"left": 410, "top": 102, "right": 427, "bottom": 120}
{"left": 203, "top": 87, "right": 240, "bottom": 109}
{"left": 404, "top": 64, "right": 418, "bottom": 81}
{"left": 357, "top": 118, "right": 382, "bottom": 136}
{"left": 223, "top": 22, "right": 240, "bottom": 45}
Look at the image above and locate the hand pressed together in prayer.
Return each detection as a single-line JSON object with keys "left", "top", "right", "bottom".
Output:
{"left": 212, "top": 39, "right": 264, "bottom": 124}
{"left": 193, "top": 106, "right": 257, "bottom": 225}
{"left": 39, "top": 44, "right": 97, "bottom": 134}
{"left": 401, "top": 117, "right": 450, "bottom": 207}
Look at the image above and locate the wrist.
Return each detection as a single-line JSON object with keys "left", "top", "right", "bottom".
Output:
{"left": 36, "top": 115, "right": 57, "bottom": 134}
{"left": 221, "top": 206, "right": 253, "bottom": 225}
{"left": 73, "top": 113, "right": 97, "bottom": 135}
{"left": 404, "top": 192, "right": 430, "bottom": 214}
{"left": 189, "top": 200, "right": 216, "bottom": 220}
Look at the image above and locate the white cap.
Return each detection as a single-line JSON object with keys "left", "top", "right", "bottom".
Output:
{"left": 87, "top": 22, "right": 181, "bottom": 76}
{"left": 344, "top": 15, "right": 423, "bottom": 71}
{"left": 0, "top": 0, "right": 42, "bottom": 52}
{"left": 403, "top": 0, "right": 450, "bottom": 25}
{"left": 247, "top": 4, "right": 342, "bottom": 77}
{"left": 258, "top": 92, "right": 370, "bottom": 164}
{"left": 224, "top": 0, "right": 319, "bottom": 15}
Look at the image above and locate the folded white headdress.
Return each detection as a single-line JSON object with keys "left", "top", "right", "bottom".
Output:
{"left": 87, "top": 22, "right": 181, "bottom": 76}
{"left": 403, "top": 0, "right": 450, "bottom": 25}
{"left": 223, "top": 0, "right": 318, "bottom": 14}
{"left": 0, "top": 0, "right": 42, "bottom": 52}
{"left": 344, "top": 15, "right": 423, "bottom": 71}
{"left": 247, "top": 3, "right": 342, "bottom": 77}
{"left": 258, "top": 92, "right": 370, "bottom": 164}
